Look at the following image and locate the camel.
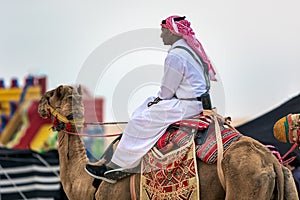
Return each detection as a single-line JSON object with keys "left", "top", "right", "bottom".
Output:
{"left": 38, "top": 85, "right": 298, "bottom": 200}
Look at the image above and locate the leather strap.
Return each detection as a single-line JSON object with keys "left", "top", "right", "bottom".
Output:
{"left": 213, "top": 111, "right": 226, "bottom": 189}
{"left": 130, "top": 174, "right": 137, "bottom": 200}
{"left": 174, "top": 96, "right": 202, "bottom": 101}
{"left": 46, "top": 104, "right": 84, "bottom": 125}
{"left": 173, "top": 45, "right": 211, "bottom": 92}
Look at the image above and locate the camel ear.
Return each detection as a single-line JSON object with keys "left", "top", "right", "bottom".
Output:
{"left": 42, "top": 89, "right": 54, "bottom": 100}
{"left": 56, "top": 85, "right": 64, "bottom": 99}
{"left": 77, "top": 85, "right": 82, "bottom": 95}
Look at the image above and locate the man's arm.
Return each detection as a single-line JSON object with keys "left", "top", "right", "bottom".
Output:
{"left": 158, "top": 54, "right": 184, "bottom": 99}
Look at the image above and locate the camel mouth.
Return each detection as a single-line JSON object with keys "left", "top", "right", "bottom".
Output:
{"left": 66, "top": 114, "right": 73, "bottom": 120}
{"left": 39, "top": 111, "right": 48, "bottom": 119}
{"left": 66, "top": 113, "right": 84, "bottom": 120}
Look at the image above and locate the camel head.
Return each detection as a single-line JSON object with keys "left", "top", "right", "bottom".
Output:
{"left": 273, "top": 113, "right": 300, "bottom": 144}
{"left": 38, "top": 85, "right": 84, "bottom": 122}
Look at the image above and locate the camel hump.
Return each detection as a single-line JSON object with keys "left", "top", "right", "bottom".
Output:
{"left": 223, "top": 136, "right": 279, "bottom": 170}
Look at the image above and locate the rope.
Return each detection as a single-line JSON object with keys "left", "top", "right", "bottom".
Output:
{"left": 281, "top": 143, "right": 298, "bottom": 162}
{"left": 48, "top": 103, "right": 128, "bottom": 127}
{"left": 265, "top": 143, "right": 297, "bottom": 166}
{"left": 265, "top": 145, "right": 284, "bottom": 163}
{"left": 61, "top": 130, "right": 122, "bottom": 138}
{"left": 84, "top": 122, "right": 128, "bottom": 126}
{"left": 46, "top": 101, "right": 127, "bottom": 138}
{"left": 272, "top": 125, "right": 299, "bottom": 165}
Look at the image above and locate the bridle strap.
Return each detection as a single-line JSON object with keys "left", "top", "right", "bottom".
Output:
{"left": 46, "top": 104, "right": 84, "bottom": 125}
{"left": 67, "top": 134, "right": 70, "bottom": 160}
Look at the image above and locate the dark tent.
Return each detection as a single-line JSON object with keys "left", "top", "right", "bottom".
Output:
{"left": 236, "top": 93, "right": 300, "bottom": 157}
{"left": 0, "top": 148, "right": 67, "bottom": 200}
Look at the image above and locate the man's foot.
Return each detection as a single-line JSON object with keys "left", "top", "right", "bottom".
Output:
{"left": 104, "top": 168, "right": 133, "bottom": 181}
{"left": 85, "top": 164, "right": 116, "bottom": 184}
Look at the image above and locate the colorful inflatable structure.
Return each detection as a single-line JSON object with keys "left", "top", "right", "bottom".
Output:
{"left": 0, "top": 76, "right": 104, "bottom": 199}
{"left": 0, "top": 76, "right": 104, "bottom": 154}
{"left": 0, "top": 76, "right": 53, "bottom": 151}
{"left": 81, "top": 91, "right": 105, "bottom": 160}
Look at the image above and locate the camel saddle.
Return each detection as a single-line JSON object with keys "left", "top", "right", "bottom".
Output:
{"left": 101, "top": 113, "right": 242, "bottom": 182}
{"left": 155, "top": 113, "right": 242, "bottom": 164}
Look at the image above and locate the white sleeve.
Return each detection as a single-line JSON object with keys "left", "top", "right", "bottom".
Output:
{"left": 158, "top": 54, "right": 184, "bottom": 99}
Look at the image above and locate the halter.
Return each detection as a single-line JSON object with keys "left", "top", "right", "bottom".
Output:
{"left": 46, "top": 103, "right": 84, "bottom": 132}
{"left": 46, "top": 102, "right": 124, "bottom": 138}
{"left": 277, "top": 114, "right": 300, "bottom": 164}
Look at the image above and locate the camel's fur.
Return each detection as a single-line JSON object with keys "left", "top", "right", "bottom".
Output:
{"left": 38, "top": 85, "right": 298, "bottom": 200}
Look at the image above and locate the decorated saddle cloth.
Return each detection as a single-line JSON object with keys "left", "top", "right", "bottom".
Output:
{"left": 140, "top": 114, "right": 242, "bottom": 200}
{"left": 140, "top": 137, "right": 199, "bottom": 200}
{"left": 156, "top": 114, "right": 242, "bottom": 164}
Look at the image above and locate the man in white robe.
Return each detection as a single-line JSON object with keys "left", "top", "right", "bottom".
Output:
{"left": 85, "top": 15, "right": 217, "bottom": 183}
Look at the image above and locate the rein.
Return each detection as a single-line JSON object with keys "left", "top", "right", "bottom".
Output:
{"left": 46, "top": 103, "right": 124, "bottom": 138}
{"left": 61, "top": 130, "right": 122, "bottom": 138}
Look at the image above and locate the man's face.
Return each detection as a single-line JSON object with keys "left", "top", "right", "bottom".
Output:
{"left": 160, "top": 28, "right": 173, "bottom": 45}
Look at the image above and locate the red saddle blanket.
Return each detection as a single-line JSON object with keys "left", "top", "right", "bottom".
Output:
{"left": 156, "top": 114, "right": 242, "bottom": 164}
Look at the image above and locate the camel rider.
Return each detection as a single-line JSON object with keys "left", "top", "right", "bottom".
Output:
{"left": 85, "top": 15, "right": 217, "bottom": 183}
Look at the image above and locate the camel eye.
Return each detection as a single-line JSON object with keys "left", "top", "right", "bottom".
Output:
{"left": 67, "top": 95, "right": 73, "bottom": 102}
{"left": 56, "top": 91, "right": 62, "bottom": 99}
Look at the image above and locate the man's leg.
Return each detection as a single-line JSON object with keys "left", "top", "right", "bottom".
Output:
{"left": 84, "top": 135, "right": 122, "bottom": 183}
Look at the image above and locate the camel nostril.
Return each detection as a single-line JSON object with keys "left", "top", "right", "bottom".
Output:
{"left": 38, "top": 109, "right": 47, "bottom": 119}
{"left": 66, "top": 114, "right": 73, "bottom": 120}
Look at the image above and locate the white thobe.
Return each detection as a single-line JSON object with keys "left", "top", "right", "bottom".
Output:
{"left": 111, "top": 39, "right": 208, "bottom": 168}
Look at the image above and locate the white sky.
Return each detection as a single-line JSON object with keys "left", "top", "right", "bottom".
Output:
{"left": 0, "top": 0, "right": 299, "bottom": 122}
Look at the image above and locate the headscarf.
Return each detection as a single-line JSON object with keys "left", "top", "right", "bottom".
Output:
{"left": 161, "top": 15, "right": 217, "bottom": 81}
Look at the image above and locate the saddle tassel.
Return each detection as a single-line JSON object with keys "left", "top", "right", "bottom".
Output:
{"left": 66, "top": 122, "right": 71, "bottom": 131}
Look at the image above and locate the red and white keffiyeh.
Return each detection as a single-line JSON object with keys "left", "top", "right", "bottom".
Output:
{"left": 161, "top": 15, "right": 217, "bottom": 81}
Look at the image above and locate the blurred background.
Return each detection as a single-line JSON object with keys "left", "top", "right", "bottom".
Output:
{"left": 0, "top": 0, "right": 299, "bottom": 199}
